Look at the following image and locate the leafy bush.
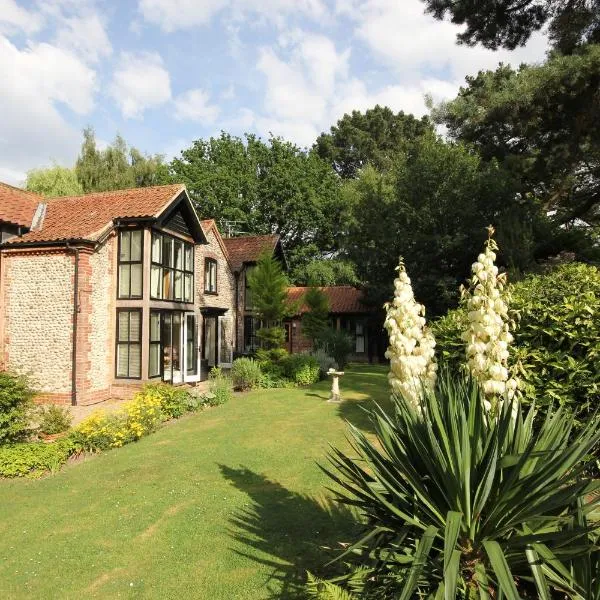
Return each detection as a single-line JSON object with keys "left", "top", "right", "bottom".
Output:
{"left": 231, "top": 357, "right": 262, "bottom": 391}
{"left": 318, "top": 328, "right": 354, "bottom": 370}
{"left": 208, "top": 367, "right": 233, "bottom": 405}
{"left": 255, "top": 347, "right": 288, "bottom": 379}
{"left": 282, "top": 353, "right": 321, "bottom": 385}
{"left": 315, "top": 369, "right": 600, "bottom": 598}
{"left": 433, "top": 263, "right": 600, "bottom": 414}
{"left": 311, "top": 349, "right": 338, "bottom": 376}
{"left": 142, "top": 383, "right": 191, "bottom": 419}
{"left": 0, "top": 371, "right": 34, "bottom": 443}
{"left": 37, "top": 405, "right": 72, "bottom": 435}
{"left": 0, "top": 439, "right": 74, "bottom": 478}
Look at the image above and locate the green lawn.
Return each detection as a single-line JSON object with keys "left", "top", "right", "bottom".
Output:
{"left": 0, "top": 365, "right": 389, "bottom": 600}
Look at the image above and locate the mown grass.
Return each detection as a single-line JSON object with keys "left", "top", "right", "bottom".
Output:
{"left": 0, "top": 364, "right": 389, "bottom": 599}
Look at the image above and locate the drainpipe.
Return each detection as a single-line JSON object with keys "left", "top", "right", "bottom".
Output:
{"left": 67, "top": 243, "right": 80, "bottom": 406}
{"left": 234, "top": 271, "right": 239, "bottom": 355}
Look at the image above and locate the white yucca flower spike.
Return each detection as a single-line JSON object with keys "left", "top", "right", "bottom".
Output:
{"left": 384, "top": 258, "right": 437, "bottom": 408}
{"left": 462, "top": 226, "right": 519, "bottom": 413}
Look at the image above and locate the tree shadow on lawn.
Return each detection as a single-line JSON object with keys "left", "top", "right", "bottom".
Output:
{"left": 336, "top": 392, "right": 393, "bottom": 436}
{"left": 219, "top": 465, "right": 359, "bottom": 600}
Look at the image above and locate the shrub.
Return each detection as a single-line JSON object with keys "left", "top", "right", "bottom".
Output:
{"left": 208, "top": 367, "right": 233, "bottom": 405}
{"left": 255, "top": 348, "right": 288, "bottom": 379}
{"left": 318, "top": 328, "right": 354, "bottom": 370}
{"left": 0, "top": 371, "right": 34, "bottom": 443}
{"left": 142, "top": 383, "right": 190, "bottom": 419}
{"left": 282, "top": 353, "right": 320, "bottom": 385}
{"left": 231, "top": 357, "right": 262, "bottom": 391}
{"left": 314, "top": 369, "right": 600, "bottom": 598}
{"left": 310, "top": 348, "right": 338, "bottom": 376}
{"left": 37, "top": 405, "right": 72, "bottom": 435}
{"left": 433, "top": 263, "right": 600, "bottom": 414}
{"left": 0, "top": 439, "right": 74, "bottom": 478}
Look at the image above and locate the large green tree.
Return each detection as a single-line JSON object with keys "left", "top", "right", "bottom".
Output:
{"left": 422, "top": 0, "right": 600, "bottom": 54}
{"left": 315, "top": 105, "right": 433, "bottom": 179}
{"left": 25, "top": 164, "right": 83, "bottom": 197}
{"left": 75, "top": 128, "right": 168, "bottom": 193}
{"left": 343, "top": 132, "right": 543, "bottom": 316}
{"left": 432, "top": 46, "right": 600, "bottom": 231}
{"left": 169, "top": 133, "right": 346, "bottom": 272}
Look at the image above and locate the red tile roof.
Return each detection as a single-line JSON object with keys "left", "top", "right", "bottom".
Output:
{"left": 222, "top": 234, "right": 280, "bottom": 270}
{"left": 5, "top": 184, "right": 185, "bottom": 245}
{"left": 287, "top": 286, "right": 371, "bottom": 314}
{"left": 0, "top": 182, "right": 41, "bottom": 228}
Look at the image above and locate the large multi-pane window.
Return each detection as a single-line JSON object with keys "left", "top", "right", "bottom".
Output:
{"left": 118, "top": 230, "right": 143, "bottom": 298}
{"left": 149, "top": 311, "right": 162, "bottom": 378}
{"left": 116, "top": 309, "right": 142, "bottom": 378}
{"left": 204, "top": 258, "right": 217, "bottom": 294}
{"left": 150, "top": 231, "right": 194, "bottom": 302}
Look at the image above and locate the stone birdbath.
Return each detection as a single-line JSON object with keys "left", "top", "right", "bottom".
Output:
{"left": 327, "top": 368, "right": 344, "bottom": 403}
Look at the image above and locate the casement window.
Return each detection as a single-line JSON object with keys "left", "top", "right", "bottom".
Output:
{"left": 150, "top": 231, "right": 194, "bottom": 302}
{"left": 355, "top": 321, "right": 366, "bottom": 353}
{"left": 118, "top": 230, "right": 143, "bottom": 299}
{"left": 204, "top": 258, "right": 218, "bottom": 294}
{"left": 116, "top": 309, "right": 142, "bottom": 379}
{"left": 244, "top": 315, "right": 262, "bottom": 352}
{"left": 149, "top": 311, "right": 162, "bottom": 378}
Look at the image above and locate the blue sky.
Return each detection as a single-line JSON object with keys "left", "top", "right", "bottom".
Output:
{"left": 0, "top": 0, "right": 549, "bottom": 185}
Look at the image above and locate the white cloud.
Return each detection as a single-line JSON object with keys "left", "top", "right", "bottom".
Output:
{"left": 174, "top": 89, "right": 220, "bottom": 123}
{"left": 110, "top": 52, "right": 172, "bottom": 118}
{"left": 54, "top": 13, "right": 112, "bottom": 63}
{"left": 0, "top": 0, "right": 44, "bottom": 35}
{"left": 0, "top": 35, "right": 97, "bottom": 184}
{"left": 138, "top": 0, "right": 327, "bottom": 32}
{"left": 351, "top": 0, "right": 547, "bottom": 80}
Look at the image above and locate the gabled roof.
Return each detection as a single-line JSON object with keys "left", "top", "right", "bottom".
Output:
{"left": 200, "top": 219, "right": 232, "bottom": 265}
{"left": 287, "top": 286, "right": 371, "bottom": 315}
{"left": 222, "top": 234, "right": 281, "bottom": 270}
{"left": 0, "top": 182, "right": 41, "bottom": 228}
{"left": 3, "top": 184, "right": 206, "bottom": 246}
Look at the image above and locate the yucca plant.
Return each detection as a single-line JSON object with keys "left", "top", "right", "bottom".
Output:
{"left": 313, "top": 370, "right": 600, "bottom": 599}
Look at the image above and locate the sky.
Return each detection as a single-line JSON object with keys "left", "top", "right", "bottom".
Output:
{"left": 0, "top": 0, "right": 549, "bottom": 186}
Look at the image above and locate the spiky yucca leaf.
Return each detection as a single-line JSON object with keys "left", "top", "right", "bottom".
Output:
{"left": 319, "top": 369, "right": 600, "bottom": 598}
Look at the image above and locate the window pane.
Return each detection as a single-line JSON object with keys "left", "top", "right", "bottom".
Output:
{"left": 118, "top": 311, "right": 130, "bottom": 342}
{"left": 129, "top": 345, "right": 141, "bottom": 378}
{"left": 151, "top": 265, "right": 161, "bottom": 299}
{"left": 162, "top": 269, "right": 172, "bottom": 300}
{"left": 174, "top": 270, "right": 182, "bottom": 301}
{"left": 184, "top": 273, "right": 192, "bottom": 303}
{"left": 130, "top": 263, "right": 142, "bottom": 297}
{"left": 150, "top": 311, "right": 161, "bottom": 342}
{"left": 149, "top": 343, "right": 161, "bottom": 377}
{"left": 130, "top": 230, "right": 142, "bottom": 262}
{"left": 119, "top": 231, "right": 130, "bottom": 262}
{"left": 211, "top": 262, "right": 217, "bottom": 291}
{"left": 174, "top": 240, "right": 183, "bottom": 270}
{"left": 152, "top": 232, "right": 162, "bottom": 263}
{"left": 129, "top": 311, "right": 141, "bottom": 341}
{"left": 184, "top": 245, "right": 193, "bottom": 271}
{"left": 162, "top": 237, "right": 173, "bottom": 267}
{"left": 356, "top": 336, "right": 365, "bottom": 353}
{"left": 118, "top": 264, "right": 130, "bottom": 297}
{"left": 117, "top": 344, "right": 129, "bottom": 377}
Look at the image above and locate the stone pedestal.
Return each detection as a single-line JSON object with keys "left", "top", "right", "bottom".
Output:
{"left": 327, "top": 368, "right": 344, "bottom": 403}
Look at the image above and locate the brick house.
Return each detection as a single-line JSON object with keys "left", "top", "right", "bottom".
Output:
{"left": 0, "top": 181, "right": 376, "bottom": 405}
{"left": 285, "top": 286, "right": 375, "bottom": 362}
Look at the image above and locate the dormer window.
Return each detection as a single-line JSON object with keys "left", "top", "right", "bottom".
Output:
{"left": 118, "top": 230, "right": 143, "bottom": 299}
{"left": 150, "top": 231, "right": 194, "bottom": 302}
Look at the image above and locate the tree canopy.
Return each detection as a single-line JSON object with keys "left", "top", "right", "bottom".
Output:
{"left": 432, "top": 46, "right": 600, "bottom": 229}
{"left": 315, "top": 105, "right": 433, "bottom": 179}
{"left": 422, "top": 0, "right": 600, "bottom": 53}
{"left": 25, "top": 164, "right": 83, "bottom": 197}
{"left": 169, "top": 133, "right": 346, "bottom": 272}
{"left": 75, "top": 128, "right": 168, "bottom": 193}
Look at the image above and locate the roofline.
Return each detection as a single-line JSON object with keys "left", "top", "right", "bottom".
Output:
{"left": 155, "top": 187, "right": 208, "bottom": 245}
{"left": 0, "top": 238, "right": 97, "bottom": 250}
{"left": 201, "top": 220, "right": 233, "bottom": 269}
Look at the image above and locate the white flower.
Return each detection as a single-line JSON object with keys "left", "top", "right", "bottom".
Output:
{"left": 463, "top": 226, "right": 519, "bottom": 413}
{"left": 384, "top": 259, "right": 437, "bottom": 409}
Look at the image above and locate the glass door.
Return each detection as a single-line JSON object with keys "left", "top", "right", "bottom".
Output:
{"left": 184, "top": 313, "right": 199, "bottom": 382}
{"left": 203, "top": 316, "right": 217, "bottom": 368}
{"left": 161, "top": 311, "right": 183, "bottom": 384}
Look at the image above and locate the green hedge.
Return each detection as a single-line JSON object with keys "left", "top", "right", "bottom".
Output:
{"left": 433, "top": 263, "right": 600, "bottom": 417}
